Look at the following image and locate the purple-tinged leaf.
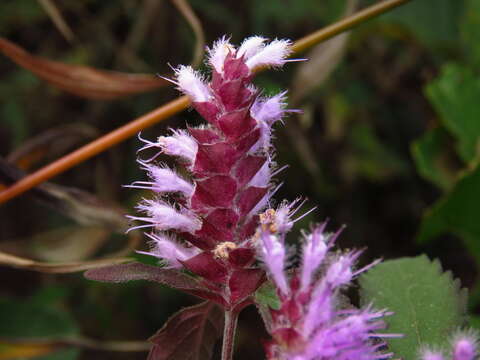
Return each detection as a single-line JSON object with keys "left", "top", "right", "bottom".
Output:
{"left": 229, "top": 268, "right": 265, "bottom": 305}
{"left": 84, "top": 262, "right": 200, "bottom": 290}
{"left": 181, "top": 252, "right": 227, "bottom": 283}
{"left": 148, "top": 301, "right": 224, "bottom": 360}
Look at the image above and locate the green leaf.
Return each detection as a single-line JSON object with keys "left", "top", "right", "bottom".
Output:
{"left": 359, "top": 255, "right": 467, "bottom": 359}
{"left": 0, "top": 291, "right": 79, "bottom": 359}
{"left": 417, "top": 164, "right": 480, "bottom": 258}
{"left": 132, "top": 251, "right": 162, "bottom": 266}
{"left": 377, "top": 0, "right": 463, "bottom": 50}
{"left": 461, "top": 0, "right": 480, "bottom": 68}
{"left": 254, "top": 281, "right": 280, "bottom": 310}
{"left": 425, "top": 63, "right": 480, "bottom": 163}
{"left": 347, "top": 123, "right": 407, "bottom": 181}
{"left": 0, "top": 298, "right": 78, "bottom": 339}
{"left": 411, "top": 127, "right": 455, "bottom": 190}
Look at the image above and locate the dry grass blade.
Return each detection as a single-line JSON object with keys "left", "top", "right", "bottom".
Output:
{"left": 0, "top": 251, "right": 133, "bottom": 273}
{"left": 0, "top": 158, "right": 140, "bottom": 273}
{"left": 170, "top": 0, "right": 206, "bottom": 68}
{"left": 0, "top": 337, "right": 151, "bottom": 353}
{"left": 0, "top": 0, "right": 413, "bottom": 205}
{"left": 0, "top": 37, "right": 168, "bottom": 99}
{"left": 37, "top": 0, "right": 76, "bottom": 43}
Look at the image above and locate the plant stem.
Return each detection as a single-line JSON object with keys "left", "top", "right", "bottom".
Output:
{"left": 0, "top": 0, "right": 412, "bottom": 205}
{"left": 221, "top": 310, "right": 239, "bottom": 360}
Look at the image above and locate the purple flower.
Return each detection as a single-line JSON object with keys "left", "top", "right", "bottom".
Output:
{"left": 420, "top": 331, "right": 478, "bottom": 360}
{"left": 127, "top": 36, "right": 294, "bottom": 310}
{"left": 256, "top": 213, "right": 394, "bottom": 360}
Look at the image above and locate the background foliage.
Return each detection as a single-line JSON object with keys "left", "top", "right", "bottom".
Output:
{"left": 0, "top": 0, "right": 479, "bottom": 359}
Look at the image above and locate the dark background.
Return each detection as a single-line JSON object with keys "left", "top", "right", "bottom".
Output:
{"left": 0, "top": 0, "right": 478, "bottom": 359}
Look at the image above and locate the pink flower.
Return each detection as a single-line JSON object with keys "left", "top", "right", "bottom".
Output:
{"left": 421, "top": 331, "right": 478, "bottom": 360}
{"left": 256, "top": 215, "right": 394, "bottom": 360}
{"left": 128, "top": 37, "right": 294, "bottom": 310}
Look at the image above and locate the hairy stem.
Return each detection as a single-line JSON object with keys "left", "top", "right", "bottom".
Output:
{"left": 0, "top": 0, "right": 412, "bottom": 205}
{"left": 221, "top": 310, "right": 239, "bottom": 360}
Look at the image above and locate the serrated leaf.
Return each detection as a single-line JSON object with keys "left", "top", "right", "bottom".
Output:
{"left": 411, "top": 127, "right": 455, "bottom": 190}
{"left": 417, "top": 164, "right": 480, "bottom": 260}
{"left": 425, "top": 63, "right": 480, "bottom": 163}
{"left": 359, "top": 255, "right": 467, "bottom": 360}
{"left": 147, "top": 301, "right": 224, "bottom": 360}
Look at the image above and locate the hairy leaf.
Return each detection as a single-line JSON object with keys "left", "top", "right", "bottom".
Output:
{"left": 359, "top": 255, "right": 467, "bottom": 359}
{"left": 0, "top": 37, "right": 167, "bottom": 99}
{"left": 84, "top": 262, "right": 201, "bottom": 291}
{"left": 147, "top": 301, "right": 224, "bottom": 360}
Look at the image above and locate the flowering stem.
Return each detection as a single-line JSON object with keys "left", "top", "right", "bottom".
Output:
{"left": 0, "top": 0, "right": 412, "bottom": 205}
{"left": 221, "top": 310, "right": 239, "bottom": 360}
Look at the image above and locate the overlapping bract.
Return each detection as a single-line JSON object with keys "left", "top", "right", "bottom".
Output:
{"left": 256, "top": 209, "right": 394, "bottom": 360}
{"left": 128, "top": 36, "right": 396, "bottom": 359}
{"left": 421, "top": 332, "right": 478, "bottom": 360}
{"left": 128, "top": 37, "right": 293, "bottom": 310}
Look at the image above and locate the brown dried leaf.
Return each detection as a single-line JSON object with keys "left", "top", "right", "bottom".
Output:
{"left": 0, "top": 158, "right": 140, "bottom": 273}
{"left": 0, "top": 157, "right": 128, "bottom": 231}
{"left": 148, "top": 301, "right": 224, "bottom": 360}
{"left": 7, "top": 123, "right": 98, "bottom": 170}
{"left": 0, "top": 37, "right": 168, "bottom": 99}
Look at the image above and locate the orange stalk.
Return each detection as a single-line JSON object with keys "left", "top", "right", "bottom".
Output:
{"left": 0, "top": 0, "right": 411, "bottom": 205}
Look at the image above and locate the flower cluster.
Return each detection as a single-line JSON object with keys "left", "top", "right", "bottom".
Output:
{"left": 256, "top": 208, "right": 394, "bottom": 360}
{"left": 127, "top": 36, "right": 294, "bottom": 310}
{"left": 421, "top": 333, "right": 478, "bottom": 360}
{"left": 126, "top": 35, "right": 395, "bottom": 358}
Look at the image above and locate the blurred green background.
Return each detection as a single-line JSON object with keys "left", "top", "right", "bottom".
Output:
{"left": 1, "top": 0, "right": 479, "bottom": 359}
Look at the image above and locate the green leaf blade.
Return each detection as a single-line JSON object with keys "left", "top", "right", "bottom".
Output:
{"left": 359, "top": 255, "right": 467, "bottom": 359}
